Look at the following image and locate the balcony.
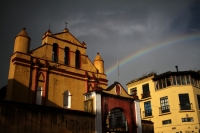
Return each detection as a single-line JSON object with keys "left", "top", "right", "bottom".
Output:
{"left": 141, "top": 91, "right": 151, "bottom": 99}
{"left": 179, "top": 103, "right": 193, "bottom": 111}
{"left": 159, "top": 105, "right": 170, "bottom": 114}
{"left": 143, "top": 109, "right": 152, "bottom": 118}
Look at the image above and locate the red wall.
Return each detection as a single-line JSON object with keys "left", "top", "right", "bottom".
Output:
{"left": 101, "top": 94, "right": 137, "bottom": 133}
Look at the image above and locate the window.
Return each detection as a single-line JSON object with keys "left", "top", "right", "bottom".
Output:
{"left": 130, "top": 87, "right": 137, "bottom": 95}
{"left": 142, "top": 84, "right": 150, "bottom": 98}
{"left": 191, "top": 77, "right": 194, "bottom": 85}
{"left": 159, "top": 80, "right": 162, "bottom": 89}
{"left": 64, "top": 47, "right": 70, "bottom": 65}
{"left": 181, "top": 76, "right": 186, "bottom": 85}
{"left": 172, "top": 76, "right": 176, "bottom": 85}
{"left": 197, "top": 95, "right": 200, "bottom": 110}
{"left": 166, "top": 76, "right": 171, "bottom": 86}
{"left": 63, "top": 90, "right": 71, "bottom": 108}
{"left": 144, "top": 101, "right": 152, "bottom": 117}
{"left": 181, "top": 117, "right": 194, "bottom": 122}
{"left": 36, "top": 86, "right": 43, "bottom": 105}
{"left": 162, "top": 119, "right": 171, "bottom": 125}
{"left": 162, "top": 79, "right": 166, "bottom": 88}
{"left": 186, "top": 75, "right": 190, "bottom": 84}
{"left": 176, "top": 76, "right": 181, "bottom": 85}
{"left": 179, "top": 94, "right": 191, "bottom": 110}
{"left": 160, "top": 96, "right": 170, "bottom": 113}
{"left": 193, "top": 78, "right": 197, "bottom": 86}
{"left": 75, "top": 50, "right": 81, "bottom": 68}
{"left": 52, "top": 43, "right": 58, "bottom": 62}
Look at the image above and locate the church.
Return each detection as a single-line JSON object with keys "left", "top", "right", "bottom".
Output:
{"left": 6, "top": 27, "right": 108, "bottom": 111}
{"left": 0, "top": 26, "right": 148, "bottom": 133}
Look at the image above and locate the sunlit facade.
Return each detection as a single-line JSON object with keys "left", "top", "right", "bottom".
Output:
{"left": 127, "top": 70, "right": 200, "bottom": 133}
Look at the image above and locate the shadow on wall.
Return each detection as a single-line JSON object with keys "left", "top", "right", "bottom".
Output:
{"left": 0, "top": 79, "right": 95, "bottom": 133}
{"left": 6, "top": 78, "right": 61, "bottom": 108}
{"left": 0, "top": 85, "right": 7, "bottom": 100}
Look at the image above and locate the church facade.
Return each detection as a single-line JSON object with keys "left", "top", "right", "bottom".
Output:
{"left": 6, "top": 27, "right": 108, "bottom": 111}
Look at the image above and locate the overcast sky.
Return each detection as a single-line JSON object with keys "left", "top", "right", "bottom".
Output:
{"left": 0, "top": 0, "right": 200, "bottom": 90}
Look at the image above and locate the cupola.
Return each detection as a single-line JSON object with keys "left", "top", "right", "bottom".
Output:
{"left": 13, "top": 28, "right": 31, "bottom": 54}
{"left": 93, "top": 52, "right": 104, "bottom": 74}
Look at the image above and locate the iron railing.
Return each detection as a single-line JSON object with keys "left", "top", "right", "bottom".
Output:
{"left": 141, "top": 91, "right": 151, "bottom": 99}
{"left": 143, "top": 109, "right": 152, "bottom": 117}
{"left": 159, "top": 105, "right": 170, "bottom": 114}
{"left": 179, "top": 103, "right": 192, "bottom": 110}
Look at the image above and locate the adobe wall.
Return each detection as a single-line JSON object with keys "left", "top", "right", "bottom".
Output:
{"left": 0, "top": 100, "right": 95, "bottom": 133}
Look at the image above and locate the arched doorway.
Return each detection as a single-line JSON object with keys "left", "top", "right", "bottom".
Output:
{"left": 106, "top": 108, "right": 128, "bottom": 133}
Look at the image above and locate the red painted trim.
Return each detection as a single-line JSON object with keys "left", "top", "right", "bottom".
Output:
{"left": 12, "top": 58, "right": 108, "bottom": 87}
{"left": 50, "top": 71, "right": 86, "bottom": 81}
{"left": 43, "top": 69, "right": 48, "bottom": 105}
{"left": 98, "top": 78, "right": 108, "bottom": 82}
{"left": 101, "top": 95, "right": 137, "bottom": 133}
{"left": 32, "top": 66, "right": 38, "bottom": 104}
{"left": 13, "top": 62, "right": 30, "bottom": 67}
{"left": 12, "top": 57, "right": 30, "bottom": 64}
{"left": 51, "top": 67, "right": 85, "bottom": 78}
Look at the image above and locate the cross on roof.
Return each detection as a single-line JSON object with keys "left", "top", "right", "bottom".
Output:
{"left": 64, "top": 21, "right": 68, "bottom": 28}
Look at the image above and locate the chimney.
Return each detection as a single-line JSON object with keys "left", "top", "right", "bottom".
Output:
{"left": 175, "top": 66, "right": 178, "bottom": 72}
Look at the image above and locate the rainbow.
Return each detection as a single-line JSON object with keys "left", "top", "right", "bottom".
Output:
{"left": 105, "top": 31, "right": 200, "bottom": 75}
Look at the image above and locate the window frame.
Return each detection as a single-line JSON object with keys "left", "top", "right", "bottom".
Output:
{"left": 52, "top": 43, "right": 58, "bottom": 62}
{"left": 64, "top": 47, "right": 70, "bottom": 65}
{"left": 130, "top": 87, "right": 137, "bottom": 95}
{"left": 179, "top": 93, "right": 191, "bottom": 110}
{"left": 197, "top": 94, "right": 200, "bottom": 110}
{"left": 162, "top": 119, "right": 171, "bottom": 125}
{"left": 75, "top": 50, "right": 81, "bottom": 69}
{"left": 181, "top": 117, "right": 194, "bottom": 122}
{"left": 160, "top": 96, "right": 170, "bottom": 113}
{"left": 63, "top": 90, "right": 71, "bottom": 109}
{"left": 144, "top": 101, "right": 152, "bottom": 117}
{"left": 36, "top": 86, "right": 43, "bottom": 105}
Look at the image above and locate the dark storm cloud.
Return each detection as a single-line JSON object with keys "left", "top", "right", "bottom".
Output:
{"left": 0, "top": 0, "right": 199, "bottom": 89}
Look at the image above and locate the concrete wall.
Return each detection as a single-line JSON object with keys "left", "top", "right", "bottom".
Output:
{"left": 0, "top": 100, "right": 95, "bottom": 133}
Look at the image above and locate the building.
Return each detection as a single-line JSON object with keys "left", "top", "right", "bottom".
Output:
{"left": 6, "top": 27, "right": 108, "bottom": 111}
{"left": 127, "top": 70, "right": 200, "bottom": 133}
{"left": 1, "top": 26, "right": 144, "bottom": 133}
{"left": 84, "top": 81, "right": 142, "bottom": 133}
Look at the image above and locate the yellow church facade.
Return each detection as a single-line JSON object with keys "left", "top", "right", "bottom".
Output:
{"left": 6, "top": 27, "right": 108, "bottom": 111}
{"left": 127, "top": 70, "right": 200, "bottom": 133}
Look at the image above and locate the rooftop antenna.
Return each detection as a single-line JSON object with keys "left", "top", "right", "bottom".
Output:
{"left": 64, "top": 21, "right": 68, "bottom": 28}
{"left": 117, "top": 59, "right": 120, "bottom": 82}
{"left": 151, "top": 58, "right": 155, "bottom": 73}
{"left": 175, "top": 66, "right": 178, "bottom": 72}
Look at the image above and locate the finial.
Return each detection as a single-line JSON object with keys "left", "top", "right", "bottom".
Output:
{"left": 23, "top": 27, "right": 26, "bottom": 30}
{"left": 97, "top": 52, "right": 99, "bottom": 54}
{"left": 64, "top": 21, "right": 68, "bottom": 28}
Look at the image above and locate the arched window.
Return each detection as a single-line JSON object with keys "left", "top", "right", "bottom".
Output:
{"left": 63, "top": 90, "right": 71, "bottom": 108}
{"left": 75, "top": 50, "right": 81, "bottom": 68}
{"left": 52, "top": 43, "right": 58, "bottom": 62}
{"left": 64, "top": 47, "right": 70, "bottom": 65}
{"left": 36, "top": 86, "right": 43, "bottom": 105}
